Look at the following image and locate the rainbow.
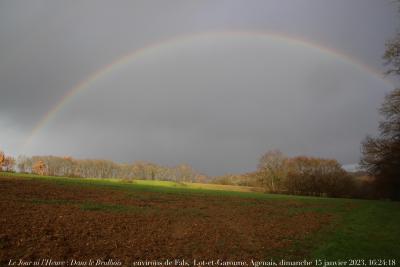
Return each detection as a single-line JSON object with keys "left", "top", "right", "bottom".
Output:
{"left": 21, "top": 30, "right": 392, "bottom": 151}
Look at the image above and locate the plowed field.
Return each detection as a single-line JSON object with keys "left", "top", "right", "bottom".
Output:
{"left": 1, "top": 175, "right": 398, "bottom": 267}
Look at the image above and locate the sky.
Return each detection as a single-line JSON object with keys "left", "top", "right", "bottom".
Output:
{"left": 0, "top": 0, "right": 398, "bottom": 176}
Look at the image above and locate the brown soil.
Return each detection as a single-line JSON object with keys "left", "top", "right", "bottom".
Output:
{"left": 0, "top": 177, "right": 332, "bottom": 266}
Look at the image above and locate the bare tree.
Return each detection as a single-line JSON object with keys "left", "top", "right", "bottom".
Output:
{"left": 17, "top": 155, "right": 31, "bottom": 173}
{"left": 361, "top": 89, "right": 400, "bottom": 200}
{"left": 286, "top": 156, "right": 352, "bottom": 197}
{"left": 32, "top": 160, "right": 47, "bottom": 175}
{"left": 383, "top": 36, "right": 400, "bottom": 76}
{"left": 0, "top": 150, "right": 5, "bottom": 171}
{"left": 360, "top": 3, "right": 400, "bottom": 200}
{"left": 257, "top": 150, "right": 288, "bottom": 192}
{"left": 3, "top": 156, "right": 16, "bottom": 172}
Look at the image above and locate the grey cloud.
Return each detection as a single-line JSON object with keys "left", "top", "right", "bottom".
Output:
{"left": 0, "top": 0, "right": 397, "bottom": 175}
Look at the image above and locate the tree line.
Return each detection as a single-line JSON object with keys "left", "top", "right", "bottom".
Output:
{"left": 0, "top": 148, "right": 379, "bottom": 199}
{"left": 0, "top": 154, "right": 209, "bottom": 183}
{"left": 213, "top": 150, "right": 373, "bottom": 199}
{"left": 0, "top": 151, "right": 15, "bottom": 172}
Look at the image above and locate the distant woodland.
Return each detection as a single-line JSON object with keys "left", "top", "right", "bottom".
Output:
{"left": 0, "top": 149, "right": 378, "bottom": 200}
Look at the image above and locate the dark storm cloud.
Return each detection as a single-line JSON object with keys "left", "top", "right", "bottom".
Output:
{"left": 0, "top": 0, "right": 398, "bottom": 174}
